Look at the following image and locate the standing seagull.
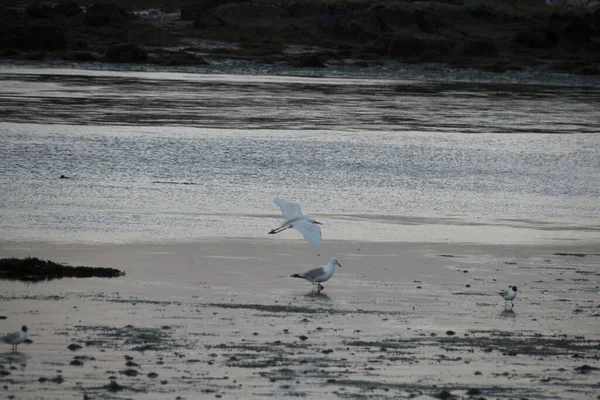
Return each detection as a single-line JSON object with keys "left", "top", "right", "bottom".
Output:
{"left": 1, "top": 326, "right": 28, "bottom": 352}
{"left": 499, "top": 286, "right": 518, "bottom": 309}
{"left": 291, "top": 257, "right": 341, "bottom": 294}
{"left": 268, "top": 199, "right": 322, "bottom": 247}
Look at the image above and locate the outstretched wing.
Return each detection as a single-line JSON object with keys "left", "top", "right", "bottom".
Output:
{"left": 293, "top": 218, "right": 322, "bottom": 247}
{"left": 274, "top": 199, "right": 303, "bottom": 221}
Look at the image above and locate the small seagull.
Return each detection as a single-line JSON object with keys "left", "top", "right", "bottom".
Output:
{"left": 1, "top": 326, "right": 28, "bottom": 352}
{"left": 269, "top": 199, "right": 322, "bottom": 247}
{"left": 499, "top": 286, "right": 518, "bottom": 309}
{"left": 291, "top": 257, "right": 341, "bottom": 294}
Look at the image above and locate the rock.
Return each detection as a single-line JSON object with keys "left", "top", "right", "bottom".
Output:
{"left": 50, "top": 375, "right": 64, "bottom": 384}
{"left": 181, "top": 0, "right": 243, "bottom": 20}
{"left": 125, "top": 361, "right": 139, "bottom": 367}
{"left": 514, "top": 26, "right": 559, "bottom": 48}
{"left": 0, "top": 22, "right": 66, "bottom": 51}
{"left": 446, "top": 330, "right": 456, "bottom": 336}
{"left": 68, "top": 344, "right": 83, "bottom": 351}
{"left": 291, "top": 54, "right": 326, "bottom": 68}
{"left": 54, "top": 2, "right": 83, "bottom": 17}
{"left": 298, "top": 335, "right": 308, "bottom": 341}
{"left": 26, "top": 5, "right": 55, "bottom": 19}
{"left": 548, "top": 13, "right": 595, "bottom": 42}
{"left": 437, "top": 390, "right": 453, "bottom": 400}
{"left": 147, "top": 372, "right": 159, "bottom": 378}
{"left": 383, "top": 32, "right": 452, "bottom": 58}
{"left": 104, "top": 44, "right": 148, "bottom": 63}
{"left": 70, "top": 359, "right": 84, "bottom": 366}
{"left": 461, "top": 39, "right": 498, "bottom": 57}
{"left": 120, "top": 369, "right": 139, "bottom": 377}
{"left": 212, "top": 3, "right": 289, "bottom": 19}
{"left": 574, "top": 365, "right": 600, "bottom": 374}
{"left": 104, "top": 380, "right": 125, "bottom": 392}
{"left": 466, "top": 388, "right": 482, "bottom": 396}
{"left": 288, "top": 1, "right": 332, "bottom": 17}
{"left": 67, "top": 52, "right": 99, "bottom": 62}
{"left": 84, "top": 3, "right": 132, "bottom": 27}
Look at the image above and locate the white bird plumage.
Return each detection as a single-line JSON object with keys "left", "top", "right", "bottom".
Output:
{"left": 499, "top": 286, "right": 518, "bottom": 309}
{"left": 269, "top": 199, "right": 322, "bottom": 247}
{"left": 1, "top": 325, "right": 28, "bottom": 352}
{"left": 291, "top": 257, "right": 341, "bottom": 293}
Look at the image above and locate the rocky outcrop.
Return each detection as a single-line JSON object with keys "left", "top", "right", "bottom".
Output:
{"left": 104, "top": 43, "right": 148, "bottom": 63}
{"left": 0, "top": 1, "right": 599, "bottom": 74}
{"left": 84, "top": 3, "right": 133, "bottom": 27}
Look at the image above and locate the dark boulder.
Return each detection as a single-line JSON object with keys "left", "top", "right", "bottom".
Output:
{"left": 181, "top": 0, "right": 245, "bottom": 20}
{"left": 291, "top": 54, "right": 326, "bottom": 68}
{"left": 54, "top": 2, "right": 83, "bottom": 17}
{"left": 514, "top": 26, "right": 558, "bottom": 48}
{"left": 84, "top": 3, "right": 132, "bottom": 27}
{"left": 104, "top": 44, "right": 148, "bottom": 63}
{"left": 0, "top": 23, "right": 66, "bottom": 51}
{"left": 26, "top": 4, "right": 55, "bottom": 19}
{"left": 380, "top": 32, "right": 452, "bottom": 58}
{"left": 548, "top": 13, "right": 595, "bottom": 42}
{"left": 288, "top": 1, "right": 331, "bottom": 17}
{"left": 67, "top": 51, "right": 100, "bottom": 62}
{"left": 211, "top": 3, "right": 289, "bottom": 20}
{"left": 461, "top": 39, "right": 498, "bottom": 57}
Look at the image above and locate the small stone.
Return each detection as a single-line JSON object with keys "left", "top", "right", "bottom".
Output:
{"left": 124, "top": 355, "right": 134, "bottom": 361}
{"left": 67, "top": 344, "right": 83, "bottom": 351}
{"left": 147, "top": 372, "right": 159, "bottom": 378}
{"left": 70, "top": 359, "right": 84, "bottom": 366}
{"left": 38, "top": 377, "right": 47, "bottom": 382}
{"left": 466, "top": 388, "right": 482, "bottom": 396}
{"left": 298, "top": 335, "right": 308, "bottom": 341}
{"left": 437, "top": 390, "right": 453, "bottom": 399}
{"left": 161, "top": 325, "right": 171, "bottom": 330}
{"left": 50, "top": 375, "right": 64, "bottom": 384}
{"left": 446, "top": 331, "right": 456, "bottom": 336}
{"left": 120, "top": 369, "right": 139, "bottom": 377}
{"left": 125, "top": 361, "right": 139, "bottom": 367}
{"left": 474, "top": 371, "right": 483, "bottom": 375}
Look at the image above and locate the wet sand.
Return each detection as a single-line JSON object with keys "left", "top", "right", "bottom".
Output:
{"left": 1, "top": 239, "right": 599, "bottom": 399}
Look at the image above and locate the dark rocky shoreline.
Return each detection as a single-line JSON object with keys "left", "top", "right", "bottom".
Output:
{"left": 1, "top": 0, "right": 599, "bottom": 75}
{"left": 0, "top": 257, "right": 125, "bottom": 282}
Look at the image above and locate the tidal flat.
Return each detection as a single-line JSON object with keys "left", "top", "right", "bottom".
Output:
{"left": 1, "top": 240, "right": 599, "bottom": 399}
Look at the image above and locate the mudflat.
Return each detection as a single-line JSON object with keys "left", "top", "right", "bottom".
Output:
{"left": 1, "top": 239, "right": 599, "bottom": 399}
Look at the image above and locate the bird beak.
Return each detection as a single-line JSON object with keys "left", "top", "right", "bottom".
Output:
{"left": 336, "top": 261, "right": 341, "bottom": 268}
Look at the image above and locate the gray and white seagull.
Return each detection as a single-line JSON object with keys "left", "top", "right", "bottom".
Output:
{"left": 291, "top": 257, "right": 341, "bottom": 294}
{"left": 1, "top": 326, "right": 28, "bottom": 352}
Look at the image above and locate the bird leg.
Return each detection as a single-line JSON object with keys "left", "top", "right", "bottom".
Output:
{"left": 268, "top": 224, "right": 289, "bottom": 234}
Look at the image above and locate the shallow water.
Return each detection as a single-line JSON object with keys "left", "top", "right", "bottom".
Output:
{"left": 0, "top": 65, "right": 599, "bottom": 244}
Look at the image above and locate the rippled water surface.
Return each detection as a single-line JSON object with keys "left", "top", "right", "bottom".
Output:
{"left": 1, "top": 66, "right": 599, "bottom": 244}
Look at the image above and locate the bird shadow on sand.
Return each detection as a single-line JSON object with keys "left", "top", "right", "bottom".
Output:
{"left": 303, "top": 291, "right": 332, "bottom": 303}
{"left": 500, "top": 309, "right": 517, "bottom": 319}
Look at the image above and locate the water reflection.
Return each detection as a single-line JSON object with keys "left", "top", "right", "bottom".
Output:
{"left": 500, "top": 309, "right": 517, "bottom": 319}
{"left": 303, "top": 291, "right": 332, "bottom": 303}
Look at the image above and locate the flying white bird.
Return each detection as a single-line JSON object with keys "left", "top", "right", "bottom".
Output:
{"left": 291, "top": 257, "right": 341, "bottom": 293}
{"left": 1, "top": 326, "right": 28, "bottom": 352}
{"left": 499, "top": 286, "right": 518, "bottom": 309}
{"left": 268, "top": 199, "right": 322, "bottom": 247}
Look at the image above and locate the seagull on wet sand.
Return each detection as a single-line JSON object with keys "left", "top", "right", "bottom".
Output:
{"left": 1, "top": 326, "right": 28, "bottom": 352}
{"left": 499, "top": 286, "right": 518, "bottom": 309}
{"left": 291, "top": 257, "right": 341, "bottom": 294}
{"left": 268, "top": 199, "right": 322, "bottom": 247}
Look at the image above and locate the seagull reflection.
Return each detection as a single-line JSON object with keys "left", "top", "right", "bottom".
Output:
{"left": 500, "top": 309, "right": 516, "bottom": 319}
{"left": 303, "top": 291, "right": 332, "bottom": 302}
